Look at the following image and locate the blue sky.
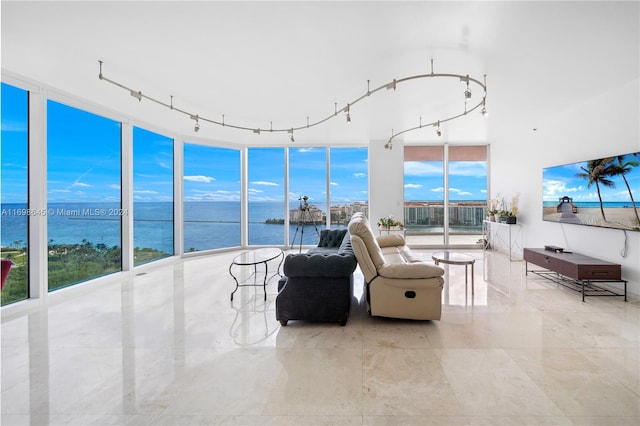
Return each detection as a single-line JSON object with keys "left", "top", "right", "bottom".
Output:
{"left": 404, "top": 160, "right": 487, "bottom": 201}
{"left": 3, "top": 80, "right": 489, "bottom": 207}
{"left": 1, "top": 83, "right": 28, "bottom": 204}
{"left": 543, "top": 155, "right": 640, "bottom": 203}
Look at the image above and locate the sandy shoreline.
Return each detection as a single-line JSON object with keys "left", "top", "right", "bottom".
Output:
{"left": 543, "top": 207, "right": 640, "bottom": 230}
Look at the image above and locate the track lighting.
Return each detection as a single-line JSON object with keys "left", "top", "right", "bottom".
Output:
{"left": 191, "top": 114, "right": 200, "bottom": 132}
{"left": 464, "top": 76, "right": 472, "bottom": 100}
{"left": 99, "top": 59, "right": 487, "bottom": 145}
{"left": 384, "top": 129, "right": 394, "bottom": 150}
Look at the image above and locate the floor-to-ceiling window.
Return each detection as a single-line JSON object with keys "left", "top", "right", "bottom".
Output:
{"left": 329, "top": 147, "right": 369, "bottom": 228}
{"left": 1, "top": 82, "right": 29, "bottom": 305}
{"left": 183, "top": 143, "right": 241, "bottom": 251}
{"left": 133, "top": 126, "right": 174, "bottom": 265}
{"left": 247, "top": 147, "right": 285, "bottom": 245}
{"left": 447, "top": 145, "right": 487, "bottom": 245}
{"left": 288, "top": 147, "right": 327, "bottom": 247}
{"left": 404, "top": 145, "right": 487, "bottom": 246}
{"left": 404, "top": 146, "right": 445, "bottom": 245}
{"left": 47, "top": 100, "right": 122, "bottom": 290}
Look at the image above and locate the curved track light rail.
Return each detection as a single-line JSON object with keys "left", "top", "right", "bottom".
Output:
{"left": 98, "top": 60, "right": 486, "bottom": 146}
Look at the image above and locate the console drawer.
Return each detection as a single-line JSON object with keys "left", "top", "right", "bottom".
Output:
{"left": 564, "top": 263, "right": 622, "bottom": 281}
{"left": 524, "top": 249, "right": 563, "bottom": 274}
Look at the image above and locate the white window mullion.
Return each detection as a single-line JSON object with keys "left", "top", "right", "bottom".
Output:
{"left": 29, "top": 87, "right": 48, "bottom": 302}
{"left": 121, "top": 122, "right": 133, "bottom": 271}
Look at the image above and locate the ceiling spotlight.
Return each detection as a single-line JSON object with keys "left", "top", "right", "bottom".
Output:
{"left": 191, "top": 114, "right": 200, "bottom": 132}
{"left": 436, "top": 121, "right": 442, "bottom": 137}
{"left": 289, "top": 129, "right": 295, "bottom": 143}
{"left": 481, "top": 99, "right": 488, "bottom": 116}
{"left": 345, "top": 104, "right": 351, "bottom": 123}
{"left": 384, "top": 140, "right": 393, "bottom": 150}
{"left": 464, "top": 77, "right": 472, "bottom": 100}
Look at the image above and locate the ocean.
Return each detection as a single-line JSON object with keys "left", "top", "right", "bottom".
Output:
{"left": 1, "top": 201, "right": 327, "bottom": 253}
{"left": 542, "top": 201, "right": 635, "bottom": 208}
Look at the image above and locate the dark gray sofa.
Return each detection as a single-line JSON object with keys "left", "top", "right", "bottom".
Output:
{"left": 276, "top": 229, "right": 357, "bottom": 326}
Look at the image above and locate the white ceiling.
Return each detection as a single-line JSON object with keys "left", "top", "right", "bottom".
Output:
{"left": 2, "top": 1, "right": 639, "bottom": 145}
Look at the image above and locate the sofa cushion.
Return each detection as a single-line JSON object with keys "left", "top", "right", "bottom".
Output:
{"left": 337, "top": 231, "right": 354, "bottom": 255}
{"left": 318, "top": 229, "right": 347, "bottom": 248}
{"left": 378, "top": 262, "right": 445, "bottom": 279}
{"left": 347, "top": 213, "right": 385, "bottom": 268}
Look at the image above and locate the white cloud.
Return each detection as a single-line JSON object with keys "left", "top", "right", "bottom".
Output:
{"left": 72, "top": 182, "right": 91, "bottom": 188}
{"left": 404, "top": 183, "right": 423, "bottom": 189}
{"left": 134, "top": 190, "right": 159, "bottom": 195}
{"left": 404, "top": 162, "right": 442, "bottom": 177}
{"left": 330, "top": 182, "right": 338, "bottom": 186}
{"left": 353, "top": 173, "right": 366, "bottom": 178}
{"left": 431, "top": 187, "right": 445, "bottom": 193}
{"left": 251, "top": 181, "right": 278, "bottom": 186}
{"left": 184, "top": 175, "right": 215, "bottom": 183}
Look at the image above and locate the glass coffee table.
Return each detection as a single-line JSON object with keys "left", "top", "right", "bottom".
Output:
{"left": 431, "top": 251, "right": 476, "bottom": 295}
{"left": 229, "top": 247, "right": 284, "bottom": 301}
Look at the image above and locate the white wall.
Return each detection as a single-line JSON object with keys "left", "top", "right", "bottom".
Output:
{"left": 368, "top": 139, "right": 406, "bottom": 227}
{"left": 490, "top": 78, "right": 640, "bottom": 296}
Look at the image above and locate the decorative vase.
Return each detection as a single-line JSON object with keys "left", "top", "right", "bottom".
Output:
{"left": 488, "top": 214, "right": 496, "bottom": 222}
{"left": 506, "top": 216, "right": 517, "bottom": 224}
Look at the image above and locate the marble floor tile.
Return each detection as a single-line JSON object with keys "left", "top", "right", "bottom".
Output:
{"left": 2, "top": 249, "right": 639, "bottom": 425}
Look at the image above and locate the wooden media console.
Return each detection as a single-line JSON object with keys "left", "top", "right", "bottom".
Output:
{"left": 523, "top": 248, "right": 627, "bottom": 302}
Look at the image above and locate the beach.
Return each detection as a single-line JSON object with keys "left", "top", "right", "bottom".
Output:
{"left": 543, "top": 207, "right": 640, "bottom": 230}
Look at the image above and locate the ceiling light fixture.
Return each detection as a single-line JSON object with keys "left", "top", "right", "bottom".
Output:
{"left": 435, "top": 121, "right": 442, "bottom": 137}
{"left": 191, "top": 114, "right": 200, "bottom": 132}
{"left": 463, "top": 75, "right": 472, "bottom": 100}
{"left": 98, "top": 59, "right": 487, "bottom": 147}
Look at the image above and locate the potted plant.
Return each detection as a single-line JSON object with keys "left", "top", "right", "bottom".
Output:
{"left": 377, "top": 216, "right": 403, "bottom": 230}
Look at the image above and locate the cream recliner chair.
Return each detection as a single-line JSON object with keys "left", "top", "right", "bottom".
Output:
{"left": 347, "top": 212, "right": 445, "bottom": 320}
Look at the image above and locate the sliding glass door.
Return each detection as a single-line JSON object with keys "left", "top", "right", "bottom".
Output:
{"left": 404, "top": 145, "right": 487, "bottom": 247}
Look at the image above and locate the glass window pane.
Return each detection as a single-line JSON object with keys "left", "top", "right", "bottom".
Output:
{"left": 133, "top": 127, "right": 174, "bottom": 265}
{"left": 47, "top": 100, "right": 122, "bottom": 291}
{"left": 1, "top": 83, "right": 29, "bottom": 305}
{"left": 329, "top": 147, "right": 368, "bottom": 228}
{"left": 404, "top": 146, "right": 445, "bottom": 245}
{"left": 448, "top": 146, "right": 487, "bottom": 245}
{"left": 248, "top": 148, "right": 285, "bottom": 245}
{"left": 289, "top": 148, "right": 327, "bottom": 247}
{"left": 183, "top": 144, "right": 240, "bottom": 251}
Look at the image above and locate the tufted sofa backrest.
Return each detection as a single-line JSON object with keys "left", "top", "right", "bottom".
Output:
{"left": 318, "top": 229, "right": 348, "bottom": 248}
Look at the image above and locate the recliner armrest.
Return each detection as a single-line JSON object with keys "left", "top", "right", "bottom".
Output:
{"left": 377, "top": 261, "right": 444, "bottom": 279}
{"left": 377, "top": 234, "right": 405, "bottom": 247}
{"left": 283, "top": 253, "right": 357, "bottom": 278}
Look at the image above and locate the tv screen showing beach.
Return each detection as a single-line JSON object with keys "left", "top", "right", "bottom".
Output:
{"left": 542, "top": 152, "right": 640, "bottom": 232}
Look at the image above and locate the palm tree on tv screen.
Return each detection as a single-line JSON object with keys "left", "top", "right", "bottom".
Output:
{"left": 612, "top": 154, "right": 640, "bottom": 225}
{"left": 575, "top": 158, "right": 616, "bottom": 222}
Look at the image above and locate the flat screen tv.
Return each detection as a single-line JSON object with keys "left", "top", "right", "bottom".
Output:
{"left": 543, "top": 152, "right": 640, "bottom": 231}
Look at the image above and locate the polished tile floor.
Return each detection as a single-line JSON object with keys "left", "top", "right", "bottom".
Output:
{"left": 1, "top": 249, "right": 639, "bottom": 425}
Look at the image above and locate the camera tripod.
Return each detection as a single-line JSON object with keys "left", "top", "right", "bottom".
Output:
{"left": 290, "top": 196, "right": 320, "bottom": 252}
